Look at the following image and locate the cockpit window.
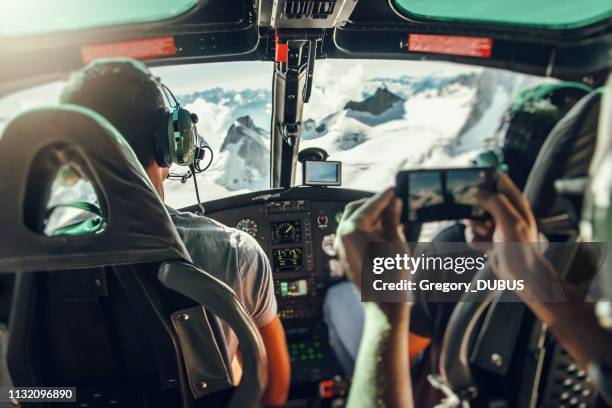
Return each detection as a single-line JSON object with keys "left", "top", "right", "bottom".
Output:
{"left": 1, "top": 0, "right": 197, "bottom": 37}
{"left": 299, "top": 60, "right": 553, "bottom": 190}
{"left": 392, "top": 0, "right": 612, "bottom": 29}
{"left": 0, "top": 60, "right": 552, "bottom": 210}
{"left": 0, "top": 62, "right": 273, "bottom": 208}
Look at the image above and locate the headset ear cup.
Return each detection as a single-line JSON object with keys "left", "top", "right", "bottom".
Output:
{"left": 154, "top": 109, "right": 173, "bottom": 167}
{"left": 172, "top": 107, "right": 198, "bottom": 166}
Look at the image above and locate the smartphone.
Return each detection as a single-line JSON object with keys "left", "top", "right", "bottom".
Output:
{"left": 396, "top": 167, "right": 497, "bottom": 223}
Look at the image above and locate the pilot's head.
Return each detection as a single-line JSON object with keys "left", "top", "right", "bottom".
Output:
{"left": 499, "top": 105, "right": 560, "bottom": 190}
{"left": 498, "top": 83, "right": 591, "bottom": 190}
{"left": 60, "top": 58, "right": 169, "bottom": 197}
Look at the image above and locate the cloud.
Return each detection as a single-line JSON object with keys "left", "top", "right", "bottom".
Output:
{"left": 185, "top": 98, "right": 231, "bottom": 149}
{"left": 305, "top": 62, "right": 367, "bottom": 121}
{"left": 0, "top": 81, "right": 64, "bottom": 132}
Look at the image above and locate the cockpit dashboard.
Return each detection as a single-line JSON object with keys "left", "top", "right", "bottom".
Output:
{"left": 181, "top": 186, "right": 371, "bottom": 398}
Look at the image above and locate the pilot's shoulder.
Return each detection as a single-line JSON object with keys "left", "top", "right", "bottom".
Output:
{"left": 170, "top": 210, "right": 263, "bottom": 255}
{"left": 170, "top": 210, "right": 228, "bottom": 235}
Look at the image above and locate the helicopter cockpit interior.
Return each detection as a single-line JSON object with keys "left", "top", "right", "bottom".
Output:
{"left": 0, "top": 0, "right": 611, "bottom": 407}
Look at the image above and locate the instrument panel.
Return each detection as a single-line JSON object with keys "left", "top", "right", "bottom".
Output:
{"left": 273, "top": 247, "right": 303, "bottom": 273}
{"left": 199, "top": 187, "right": 371, "bottom": 387}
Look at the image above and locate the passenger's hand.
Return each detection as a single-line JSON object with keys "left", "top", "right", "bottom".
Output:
{"left": 336, "top": 188, "right": 409, "bottom": 319}
{"left": 470, "top": 173, "right": 538, "bottom": 244}
{"left": 335, "top": 188, "right": 407, "bottom": 287}
{"left": 472, "top": 174, "right": 551, "bottom": 296}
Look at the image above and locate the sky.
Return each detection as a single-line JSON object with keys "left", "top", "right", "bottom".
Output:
{"left": 0, "top": 59, "right": 478, "bottom": 104}
{"left": 151, "top": 59, "right": 478, "bottom": 95}
{"left": 0, "top": 58, "right": 534, "bottom": 210}
{"left": 0, "top": 59, "right": 480, "bottom": 132}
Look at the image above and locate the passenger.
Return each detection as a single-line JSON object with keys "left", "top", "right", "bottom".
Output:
{"left": 335, "top": 173, "right": 612, "bottom": 407}
{"left": 323, "top": 82, "right": 590, "bottom": 389}
{"left": 59, "top": 58, "right": 290, "bottom": 406}
{"left": 470, "top": 176, "right": 612, "bottom": 374}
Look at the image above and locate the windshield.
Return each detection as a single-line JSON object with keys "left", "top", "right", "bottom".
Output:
{"left": 0, "top": 62, "right": 274, "bottom": 208}
{"left": 1, "top": 0, "right": 197, "bottom": 37}
{"left": 392, "top": 0, "right": 612, "bottom": 29}
{"left": 299, "top": 60, "right": 551, "bottom": 189}
{"left": 0, "top": 60, "right": 551, "bottom": 209}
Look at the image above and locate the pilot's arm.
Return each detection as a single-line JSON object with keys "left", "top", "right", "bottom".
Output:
{"left": 258, "top": 316, "right": 291, "bottom": 406}
{"left": 236, "top": 234, "right": 290, "bottom": 406}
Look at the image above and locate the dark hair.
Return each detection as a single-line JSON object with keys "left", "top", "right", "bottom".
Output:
{"left": 60, "top": 58, "right": 165, "bottom": 168}
{"left": 502, "top": 86, "right": 590, "bottom": 190}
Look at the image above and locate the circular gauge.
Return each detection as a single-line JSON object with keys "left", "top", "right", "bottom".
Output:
{"left": 321, "top": 233, "right": 337, "bottom": 256}
{"left": 273, "top": 221, "right": 300, "bottom": 243}
{"left": 236, "top": 218, "right": 258, "bottom": 238}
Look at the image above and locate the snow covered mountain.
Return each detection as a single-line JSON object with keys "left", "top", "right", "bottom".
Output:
{"left": 0, "top": 63, "right": 544, "bottom": 210}
{"left": 343, "top": 88, "right": 406, "bottom": 127}
{"left": 216, "top": 116, "right": 270, "bottom": 191}
{"left": 179, "top": 87, "right": 271, "bottom": 150}
{"left": 161, "top": 68, "right": 545, "bottom": 207}
{"left": 296, "top": 70, "right": 533, "bottom": 189}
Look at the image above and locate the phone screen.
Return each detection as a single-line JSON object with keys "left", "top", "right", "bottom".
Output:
{"left": 396, "top": 167, "right": 497, "bottom": 223}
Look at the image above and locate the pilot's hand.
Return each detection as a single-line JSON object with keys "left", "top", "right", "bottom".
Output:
{"left": 335, "top": 188, "right": 408, "bottom": 293}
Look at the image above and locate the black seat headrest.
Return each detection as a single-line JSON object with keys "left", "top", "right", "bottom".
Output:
{"left": 439, "top": 90, "right": 603, "bottom": 396}
{"left": 0, "top": 105, "right": 190, "bottom": 272}
{"left": 524, "top": 91, "right": 602, "bottom": 218}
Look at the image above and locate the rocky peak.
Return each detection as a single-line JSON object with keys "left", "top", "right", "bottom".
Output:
{"left": 235, "top": 115, "right": 256, "bottom": 128}
{"left": 344, "top": 87, "right": 404, "bottom": 115}
{"left": 220, "top": 115, "right": 265, "bottom": 151}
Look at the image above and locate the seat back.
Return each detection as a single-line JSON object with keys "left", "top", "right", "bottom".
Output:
{"left": 0, "top": 106, "right": 266, "bottom": 408}
{"left": 527, "top": 91, "right": 604, "bottom": 408}
{"left": 526, "top": 91, "right": 602, "bottom": 240}
{"left": 8, "top": 267, "right": 184, "bottom": 407}
{"left": 439, "top": 91, "right": 603, "bottom": 406}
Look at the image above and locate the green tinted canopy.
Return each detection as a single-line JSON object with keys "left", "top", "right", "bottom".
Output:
{"left": 393, "top": 0, "right": 612, "bottom": 29}
{"left": 1, "top": 0, "right": 198, "bottom": 37}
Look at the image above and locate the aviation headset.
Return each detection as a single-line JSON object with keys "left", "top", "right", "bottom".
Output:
{"left": 478, "top": 82, "right": 595, "bottom": 174}
{"left": 153, "top": 77, "right": 201, "bottom": 168}
{"left": 147, "top": 68, "right": 213, "bottom": 209}
{"left": 509, "top": 81, "right": 594, "bottom": 114}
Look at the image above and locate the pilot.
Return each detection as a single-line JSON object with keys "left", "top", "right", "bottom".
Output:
{"left": 59, "top": 58, "right": 290, "bottom": 406}
{"left": 323, "top": 82, "right": 591, "bottom": 392}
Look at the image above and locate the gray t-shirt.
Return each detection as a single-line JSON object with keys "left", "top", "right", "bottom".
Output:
{"left": 167, "top": 207, "right": 277, "bottom": 359}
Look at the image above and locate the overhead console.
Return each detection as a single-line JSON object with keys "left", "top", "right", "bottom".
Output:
{"left": 257, "top": 0, "right": 358, "bottom": 29}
